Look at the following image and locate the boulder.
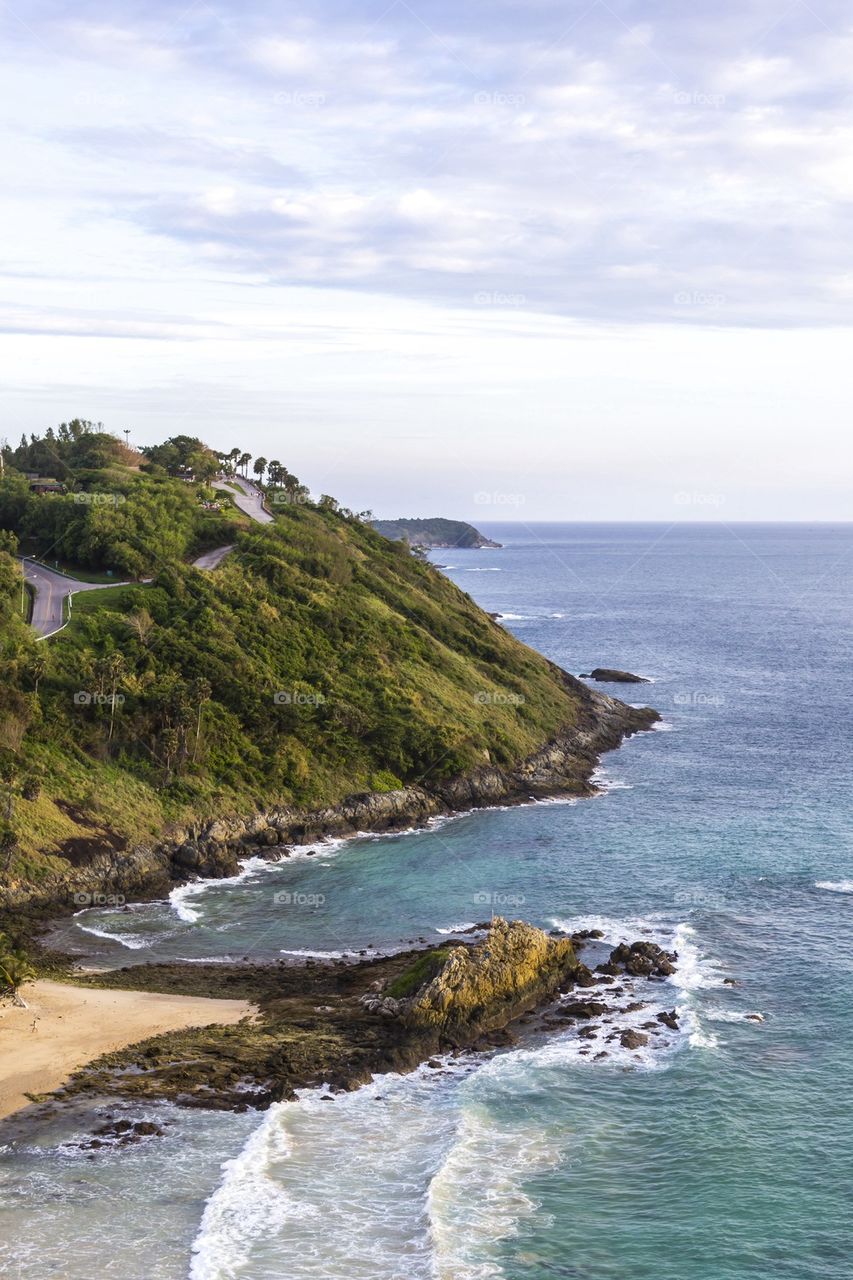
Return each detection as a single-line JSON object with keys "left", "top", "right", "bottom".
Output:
{"left": 620, "top": 1029, "right": 649, "bottom": 1049}
{"left": 581, "top": 668, "right": 650, "bottom": 684}
{"left": 403, "top": 918, "right": 579, "bottom": 1037}
{"left": 561, "top": 1000, "right": 609, "bottom": 1019}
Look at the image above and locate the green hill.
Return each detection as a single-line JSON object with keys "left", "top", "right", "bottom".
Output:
{"left": 0, "top": 424, "right": 654, "bottom": 910}
{"left": 372, "top": 518, "right": 501, "bottom": 549}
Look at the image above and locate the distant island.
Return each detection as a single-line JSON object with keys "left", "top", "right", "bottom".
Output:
{"left": 372, "top": 517, "right": 501, "bottom": 549}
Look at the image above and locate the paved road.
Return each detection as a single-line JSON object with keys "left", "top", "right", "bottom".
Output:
{"left": 23, "top": 560, "right": 127, "bottom": 639}
{"left": 227, "top": 475, "right": 274, "bottom": 524}
{"left": 25, "top": 481, "right": 272, "bottom": 635}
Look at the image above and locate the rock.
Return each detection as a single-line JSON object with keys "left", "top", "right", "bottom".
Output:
{"left": 577, "top": 1026, "right": 598, "bottom": 1039}
{"left": 608, "top": 940, "right": 677, "bottom": 979}
{"left": 745, "top": 1013, "right": 765, "bottom": 1023}
{"left": 582, "top": 668, "right": 650, "bottom": 684}
{"left": 404, "top": 918, "right": 579, "bottom": 1037}
{"left": 656, "top": 1010, "right": 679, "bottom": 1030}
{"left": 561, "top": 1001, "right": 609, "bottom": 1019}
{"left": 573, "top": 965, "right": 597, "bottom": 988}
{"left": 619, "top": 1029, "right": 649, "bottom": 1049}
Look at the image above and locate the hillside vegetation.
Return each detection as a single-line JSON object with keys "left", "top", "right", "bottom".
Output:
{"left": 0, "top": 424, "right": 595, "bottom": 899}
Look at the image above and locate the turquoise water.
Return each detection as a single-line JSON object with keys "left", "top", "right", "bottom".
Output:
{"left": 2, "top": 523, "right": 852, "bottom": 1278}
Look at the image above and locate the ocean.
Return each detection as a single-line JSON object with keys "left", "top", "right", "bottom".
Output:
{"left": 2, "top": 522, "right": 851, "bottom": 1279}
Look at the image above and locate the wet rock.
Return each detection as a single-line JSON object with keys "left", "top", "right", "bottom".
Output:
{"left": 620, "top": 1029, "right": 649, "bottom": 1049}
{"left": 561, "top": 1001, "right": 609, "bottom": 1019}
{"left": 656, "top": 1010, "right": 679, "bottom": 1030}
{"left": 581, "top": 668, "right": 650, "bottom": 684}
{"left": 573, "top": 965, "right": 597, "bottom": 988}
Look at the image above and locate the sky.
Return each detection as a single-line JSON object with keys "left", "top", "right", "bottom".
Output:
{"left": 1, "top": 0, "right": 852, "bottom": 520}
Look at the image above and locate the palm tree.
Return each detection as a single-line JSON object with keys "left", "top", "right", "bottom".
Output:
{"left": 190, "top": 677, "right": 212, "bottom": 763}
{"left": 267, "top": 460, "right": 282, "bottom": 487}
{"left": 253, "top": 456, "right": 268, "bottom": 484}
{"left": 239, "top": 452, "right": 252, "bottom": 477}
{"left": 0, "top": 932, "right": 35, "bottom": 1008}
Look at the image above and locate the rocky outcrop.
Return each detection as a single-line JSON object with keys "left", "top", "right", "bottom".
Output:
{"left": 604, "top": 940, "right": 677, "bottom": 978}
{"left": 580, "top": 668, "right": 650, "bottom": 684}
{"left": 401, "top": 918, "right": 578, "bottom": 1039}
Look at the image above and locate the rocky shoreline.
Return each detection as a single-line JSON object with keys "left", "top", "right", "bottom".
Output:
{"left": 28, "top": 918, "right": 685, "bottom": 1129}
{"left": 3, "top": 683, "right": 658, "bottom": 921}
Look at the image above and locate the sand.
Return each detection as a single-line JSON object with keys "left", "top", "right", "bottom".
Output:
{"left": 0, "top": 979, "right": 256, "bottom": 1119}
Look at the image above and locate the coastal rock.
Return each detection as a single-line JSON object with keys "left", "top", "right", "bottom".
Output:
{"left": 620, "top": 1029, "right": 649, "bottom": 1049}
{"left": 560, "top": 1000, "right": 609, "bottom": 1019}
{"left": 403, "top": 918, "right": 579, "bottom": 1038}
{"left": 608, "top": 941, "right": 677, "bottom": 979}
{"left": 581, "top": 668, "right": 650, "bottom": 684}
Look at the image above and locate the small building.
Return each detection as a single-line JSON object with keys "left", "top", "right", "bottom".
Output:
{"left": 27, "top": 476, "right": 65, "bottom": 494}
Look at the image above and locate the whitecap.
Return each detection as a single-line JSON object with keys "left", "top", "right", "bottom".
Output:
{"left": 428, "top": 1104, "right": 562, "bottom": 1279}
{"left": 815, "top": 879, "right": 853, "bottom": 894}
{"left": 435, "top": 922, "right": 479, "bottom": 935}
{"left": 279, "top": 947, "right": 362, "bottom": 959}
{"left": 189, "top": 1103, "right": 293, "bottom": 1280}
{"left": 72, "top": 919, "right": 153, "bottom": 951}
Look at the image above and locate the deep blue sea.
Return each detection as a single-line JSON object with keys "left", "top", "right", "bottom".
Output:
{"left": 2, "top": 522, "right": 852, "bottom": 1279}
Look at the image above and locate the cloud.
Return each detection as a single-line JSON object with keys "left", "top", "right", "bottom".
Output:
{"left": 3, "top": 0, "right": 853, "bottom": 330}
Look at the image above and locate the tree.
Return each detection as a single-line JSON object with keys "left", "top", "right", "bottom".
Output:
{"left": 267, "top": 460, "right": 282, "bottom": 487}
{"left": 0, "top": 932, "right": 35, "bottom": 1007}
{"left": 95, "top": 652, "right": 126, "bottom": 742}
{"left": 253, "top": 456, "right": 267, "bottom": 484}
{"left": 25, "top": 650, "right": 47, "bottom": 695}
{"left": 239, "top": 452, "right": 252, "bottom": 477}
{"left": 190, "top": 676, "right": 212, "bottom": 763}
{"left": 126, "top": 608, "right": 155, "bottom": 646}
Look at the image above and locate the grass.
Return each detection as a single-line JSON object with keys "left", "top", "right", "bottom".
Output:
{"left": 386, "top": 947, "right": 453, "bottom": 999}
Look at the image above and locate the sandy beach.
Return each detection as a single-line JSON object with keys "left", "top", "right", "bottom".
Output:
{"left": 0, "top": 980, "right": 256, "bottom": 1120}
